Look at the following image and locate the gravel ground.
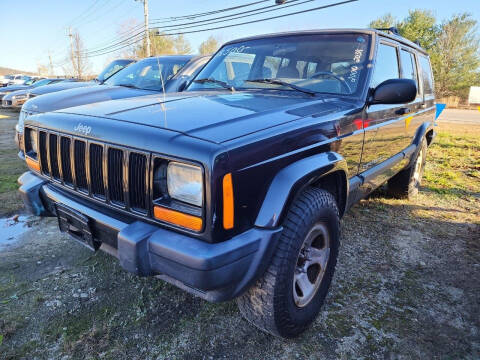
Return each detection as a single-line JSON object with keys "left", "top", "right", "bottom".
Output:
{"left": 0, "top": 109, "right": 479, "bottom": 359}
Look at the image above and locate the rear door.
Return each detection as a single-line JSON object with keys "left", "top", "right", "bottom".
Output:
{"left": 399, "top": 47, "right": 424, "bottom": 146}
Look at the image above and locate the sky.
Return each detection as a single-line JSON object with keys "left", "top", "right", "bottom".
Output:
{"left": 0, "top": 0, "right": 479, "bottom": 75}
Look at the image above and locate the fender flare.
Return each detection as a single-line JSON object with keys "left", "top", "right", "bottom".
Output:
{"left": 255, "top": 152, "right": 348, "bottom": 228}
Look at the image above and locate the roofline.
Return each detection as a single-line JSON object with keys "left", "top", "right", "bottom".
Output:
{"left": 221, "top": 28, "right": 428, "bottom": 55}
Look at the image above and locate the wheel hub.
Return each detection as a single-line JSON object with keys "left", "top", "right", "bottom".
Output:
{"left": 293, "top": 223, "right": 330, "bottom": 308}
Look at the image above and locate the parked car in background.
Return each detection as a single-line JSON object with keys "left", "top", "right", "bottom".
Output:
{"left": 15, "top": 56, "right": 204, "bottom": 154}
{"left": 2, "top": 78, "right": 66, "bottom": 109}
{"left": 94, "top": 59, "right": 136, "bottom": 84}
{"left": 7, "top": 74, "right": 32, "bottom": 86}
{"left": 0, "top": 78, "right": 65, "bottom": 103}
{"left": 16, "top": 28, "right": 436, "bottom": 338}
{"left": 25, "top": 59, "right": 135, "bottom": 100}
{"left": 164, "top": 55, "right": 211, "bottom": 92}
{"left": 1, "top": 75, "right": 16, "bottom": 86}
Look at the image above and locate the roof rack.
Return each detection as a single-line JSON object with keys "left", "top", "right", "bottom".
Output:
{"left": 375, "top": 27, "right": 400, "bottom": 36}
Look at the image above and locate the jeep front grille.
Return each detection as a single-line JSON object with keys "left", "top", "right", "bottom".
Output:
{"left": 36, "top": 128, "right": 149, "bottom": 215}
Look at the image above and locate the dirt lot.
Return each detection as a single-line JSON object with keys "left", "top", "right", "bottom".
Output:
{"left": 0, "top": 109, "right": 479, "bottom": 359}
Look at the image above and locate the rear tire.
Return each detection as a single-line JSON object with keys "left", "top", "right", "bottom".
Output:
{"left": 387, "top": 138, "right": 427, "bottom": 199}
{"left": 236, "top": 187, "right": 340, "bottom": 338}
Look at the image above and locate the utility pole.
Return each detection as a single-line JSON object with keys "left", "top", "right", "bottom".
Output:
{"left": 66, "top": 27, "right": 75, "bottom": 77}
{"left": 136, "top": 0, "right": 150, "bottom": 57}
{"left": 48, "top": 50, "right": 54, "bottom": 76}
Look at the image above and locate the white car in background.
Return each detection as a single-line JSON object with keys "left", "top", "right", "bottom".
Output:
{"left": 3, "top": 74, "right": 32, "bottom": 86}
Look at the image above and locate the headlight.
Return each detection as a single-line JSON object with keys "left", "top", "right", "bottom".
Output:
{"left": 167, "top": 162, "right": 203, "bottom": 206}
{"left": 18, "top": 110, "right": 26, "bottom": 134}
{"left": 26, "top": 128, "right": 38, "bottom": 154}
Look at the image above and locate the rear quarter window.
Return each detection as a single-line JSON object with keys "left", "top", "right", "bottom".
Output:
{"left": 418, "top": 55, "right": 434, "bottom": 95}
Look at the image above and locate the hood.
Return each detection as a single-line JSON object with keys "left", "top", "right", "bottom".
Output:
{"left": 0, "top": 85, "right": 29, "bottom": 93}
{"left": 56, "top": 90, "right": 356, "bottom": 143}
{"left": 23, "top": 85, "right": 157, "bottom": 113}
{"left": 2, "top": 88, "right": 29, "bottom": 100}
{"left": 30, "top": 81, "right": 94, "bottom": 96}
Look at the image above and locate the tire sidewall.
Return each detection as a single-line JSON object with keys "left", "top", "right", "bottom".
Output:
{"left": 274, "top": 202, "right": 340, "bottom": 334}
{"left": 409, "top": 138, "right": 427, "bottom": 196}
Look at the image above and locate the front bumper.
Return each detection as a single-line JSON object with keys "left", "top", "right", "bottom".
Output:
{"left": 11, "top": 97, "right": 27, "bottom": 108}
{"left": 18, "top": 172, "right": 281, "bottom": 302}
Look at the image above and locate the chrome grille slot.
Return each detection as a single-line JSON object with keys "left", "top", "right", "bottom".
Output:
{"left": 26, "top": 127, "right": 153, "bottom": 219}
{"left": 60, "top": 137, "right": 72, "bottom": 185}
{"left": 49, "top": 134, "right": 60, "bottom": 180}
{"left": 90, "top": 143, "right": 105, "bottom": 197}
{"left": 74, "top": 140, "right": 88, "bottom": 191}
{"left": 128, "top": 152, "right": 147, "bottom": 212}
{"left": 108, "top": 148, "right": 124, "bottom": 205}
{"left": 39, "top": 131, "right": 49, "bottom": 175}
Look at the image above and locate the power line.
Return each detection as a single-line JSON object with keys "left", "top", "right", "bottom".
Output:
{"left": 83, "top": 0, "right": 359, "bottom": 58}
{"left": 83, "top": 0, "right": 272, "bottom": 53}
{"left": 84, "top": 0, "right": 308, "bottom": 55}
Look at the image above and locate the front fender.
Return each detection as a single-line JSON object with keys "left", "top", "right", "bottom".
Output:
{"left": 255, "top": 152, "right": 347, "bottom": 228}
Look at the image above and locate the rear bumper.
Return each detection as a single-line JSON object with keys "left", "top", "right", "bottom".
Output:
{"left": 18, "top": 172, "right": 281, "bottom": 302}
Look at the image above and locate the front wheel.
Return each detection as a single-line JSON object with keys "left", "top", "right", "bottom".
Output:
{"left": 236, "top": 187, "right": 340, "bottom": 338}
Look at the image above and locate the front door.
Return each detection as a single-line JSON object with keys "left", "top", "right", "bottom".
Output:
{"left": 359, "top": 41, "right": 413, "bottom": 189}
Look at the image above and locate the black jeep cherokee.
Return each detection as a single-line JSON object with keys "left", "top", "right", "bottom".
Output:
{"left": 18, "top": 28, "right": 436, "bottom": 338}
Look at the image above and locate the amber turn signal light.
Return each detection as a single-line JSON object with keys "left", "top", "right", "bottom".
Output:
{"left": 26, "top": 157, "right": 40, "bottom": 172}
{"left": 153, "top": 206, "right": 203, "bottom": 232}
{"left": 223, "top": 173, "right": 234, "bottom": 230}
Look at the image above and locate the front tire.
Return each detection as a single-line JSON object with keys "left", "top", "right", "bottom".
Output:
{"left": 237, "top": 187, "right": 340, "bottom": 338}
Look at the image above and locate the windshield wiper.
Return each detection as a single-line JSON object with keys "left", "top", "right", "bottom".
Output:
{"left": 193, "top": 78, "right": 235, "bottom": 91}
{"left": 245, "top": 78, "right": 316, "bottom": 96}
{"left": 116, "top": 83, "right": 139, "bottom": 89}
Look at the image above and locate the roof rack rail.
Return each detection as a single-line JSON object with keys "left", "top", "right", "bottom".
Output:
{"left": 375, "top": 27, "right": 400, "bottom": 36}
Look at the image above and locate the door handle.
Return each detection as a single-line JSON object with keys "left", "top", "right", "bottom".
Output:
{"left": 395, "top": 107, "right": 410, "bottom": 115}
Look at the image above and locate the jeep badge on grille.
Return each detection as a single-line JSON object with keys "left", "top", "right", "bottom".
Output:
{"left": 74, "top": 123, "right": 92, "bottom": 136}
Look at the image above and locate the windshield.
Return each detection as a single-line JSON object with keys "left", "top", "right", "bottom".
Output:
{"left": 105, "top": 58, "right": 189, "bottom": 91}
{"left": 31, "top": 79, "right": 51, "bottom": 88}
{"left": 97, "top": 59, "right": 133, "bottom": 82}
{"left": 188, "top": 33, "right": 371, "bottom": 96}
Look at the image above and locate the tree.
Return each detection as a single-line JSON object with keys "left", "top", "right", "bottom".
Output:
{"left": 69, "top": 31, "right": 91, "bottom": 79}
{"left": 397, "top": 10, "right": 438, "bottom": 50}
{"left": 198, "top": 36, "right": 220, "bottom": 55}
{"left": 369, "top": 13, "right": 396, "bottom": 29}
{"left": 369, "top": 10, "right": 438, "bottom": 50}
{"left": 369, "top": 10, "right": 480, "bottom": 99}
{"left": 432, "top": 13, "right": 480, "bottom": 98}
{"left": 36, "top": 63, "right": 49, "bottom": 77}
{"left": 136, "top": 31, "right": 192, "bottom": 57}
{"left": 173, "top": 35, "right": 192, "bottom": 54}
{"left": 117, "top": 18, "right": 142, "bottom": 59}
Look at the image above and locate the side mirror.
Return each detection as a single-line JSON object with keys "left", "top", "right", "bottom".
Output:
{"left": 370, "top": 79, "right": 416, "bottom": 105}
{"left": 177, "top": 78, "right": 188, "bottom": 92}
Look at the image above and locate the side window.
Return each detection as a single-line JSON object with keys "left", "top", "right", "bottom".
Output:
{"left": 400, "top": 49, "right": 419, "bottom": 94}
{"left": 371, "top": 43, "right": 400, "bottom": 88}
{"left": 419, "top": 55, "right": 434, "bottom": 95}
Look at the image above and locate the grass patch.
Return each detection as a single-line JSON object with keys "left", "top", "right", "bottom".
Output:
{"left": 423, "top": 128, "right": 480, "bottom": 198}
{"left": 0, "top": 118, "right": 26, "bottom": 216}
